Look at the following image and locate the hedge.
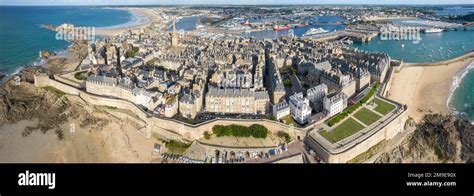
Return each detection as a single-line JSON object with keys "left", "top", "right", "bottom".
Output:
{"left": 212, "top": 124, "right": 269, "bottom": 138}
{"left": 360, "top": 83, "right": 379, "bottom": 104}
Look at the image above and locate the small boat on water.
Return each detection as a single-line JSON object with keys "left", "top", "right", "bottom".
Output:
{"left": 424, "top": 28, "right": 443, "bottom": 33}
{"left": 302, "top": 27, "right": 329, "bottom": 36}
{"left": 343, "top": 39, "right": 353, "bottom": 44}
{"left": 273, "top": 24, "right": 293, "bottom": 31}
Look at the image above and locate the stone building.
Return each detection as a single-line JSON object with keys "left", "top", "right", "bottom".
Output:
{"left": 272, "top": 100, "right": 290, "bottom": 120}
{"left": 179, "top": 93, "right": 197, "bottom": 119}
{"left": 289, "top": 93, "right": 312, "bottom": 124}
{"left": 205, "top": 87, "right": 269, "bottom": 114}
{"left": 320, "top": 69, "right": 356, "bottom": 98}
{"left": 323, "top": 92, "right": 348, "bottom": 117}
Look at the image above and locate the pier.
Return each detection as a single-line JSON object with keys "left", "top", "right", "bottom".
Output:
{"left": 304, "top": 29, "right": 377, "bottom": 43}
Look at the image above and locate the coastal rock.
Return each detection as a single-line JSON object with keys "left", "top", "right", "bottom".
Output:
{"left": 47, "top": 58, "right": 69, "bottom": 74}
{"left": 0, "top": 80, "right": 71, "bottom": 136}
{"left": 40, "top": 51, "right": 56, "bottom": 59}
{"left": 45, "top": 41, "right": 88, "bottom": 74}
{"left": 376, "top": 114, "right": 474, "bottom": 163}
{"left": 457, "top": 118, "right": 474, "bottom": 162}
{"left": 19, "top": 66, "right": 51, "bottom": 83}
{"left": 0, "top": 71, "right": 107, "bottom": 139}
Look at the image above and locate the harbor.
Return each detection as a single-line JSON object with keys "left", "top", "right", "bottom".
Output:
{"left": 352, "top": 26, "right": 474, "bottom": 63}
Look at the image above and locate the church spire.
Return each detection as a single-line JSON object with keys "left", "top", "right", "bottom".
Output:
{"left": 173, "top": 19, "right": 177, "bottom": 34}
{"left": 172, "top": 18, "right": 178, "bottom": 47}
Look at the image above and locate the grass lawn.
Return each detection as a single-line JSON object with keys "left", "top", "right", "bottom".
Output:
{"left": 373, "top": 98, "right": 396, "bottom": 115}
{"left": 320, "top": 117, "right": 365, "bottom": 143}
{"left": 276, "top": 131, "right": 292, "bottom": 143}
{"left": 165, "top": 140, "right": 191, "bottom": 154}
{"left": 326, "top": 83, "right": 378, "bottom": 127}
{"left": 74, "top": 71, "right": 88, "bottom": 81}
{"left": 353, "top": 107, "right": 382, "bottom": 126}
{"left": 42, "top": 86, "right": 66, "bottom": 97}
{"left": 99, "top": 106, "right": 118, "bottom": 110}
{"left": 282, "top": 115, "right": 296, "bottom": 126}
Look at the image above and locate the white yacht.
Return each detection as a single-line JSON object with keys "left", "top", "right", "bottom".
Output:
{"left": 302, "top": 27, "right": 329, "bottom": 37}
{"left": 424, "top": 28, "right": 443, "bottom": 33}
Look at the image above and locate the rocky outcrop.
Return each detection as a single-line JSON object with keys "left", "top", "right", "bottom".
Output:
{"left": 39, "top": 51, "right": 56, "bottom": 59}
{"left": 46, "top": 58, "right": 69, "bottom": 74}
{"left": 18, "top": 66, "right": 51, "bottom": 83}
{"left": 457, "top": 118, "right": 474, "bottom": 162}
{"left": 376, "top": 114, "right": 474, "bottom": 163}
{"left": 0, "top": 68, "right": 108, "bottom": 140}
{"left": 0, "top": 81, "right": 70, "bottom": 138}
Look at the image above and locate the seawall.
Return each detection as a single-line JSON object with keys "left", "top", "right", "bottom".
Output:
{"left": 35, "top": 75, "right": 408, "bottom": 163}
{"left": 34, "top": 75, "right": 307, "bottom": 142}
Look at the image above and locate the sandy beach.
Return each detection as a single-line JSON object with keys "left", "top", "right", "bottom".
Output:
{"left": 388, "top": 54, "right": 474, "bottom": 122}
{"left": 95, "top": 8, "right": 163, "bottom": 37}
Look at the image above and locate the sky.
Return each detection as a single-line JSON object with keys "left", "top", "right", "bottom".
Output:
{"left": 1, "top": 0, "right": 473, "bottom": 5}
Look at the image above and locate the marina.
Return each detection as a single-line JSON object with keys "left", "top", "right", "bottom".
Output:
{"left": 352, "top": 26, "right": 474, "bottom": 63}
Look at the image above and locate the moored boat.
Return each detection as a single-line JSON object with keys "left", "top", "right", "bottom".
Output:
{"left": 424, "top": 28, "right": 443, "bottom": 33}
{"left": 273, "top": 24, "right": 293, "bottom": 31}
{"left": 302, "top": 27, "right": 329, "bottom": 36}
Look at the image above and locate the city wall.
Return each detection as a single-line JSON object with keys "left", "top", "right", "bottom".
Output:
{"left": 381, "top": 67, "right": 395, "bottom": 97}
{"left": 332, "top": 52, "right": 474, "bottom": 163}
{"left": 54, "top": 74, "right": 84, "bottom": 89}
{"left": 35, "top": 76, "right": 306, "bottom": 142}
{"left": 328, "top": 109, "right": 407, "bottom": 163}
{"left": 310, "top": 53, "right": 474, "bottom": 163}
{"left": 80, "top": 91, "right": 306, "bottom": 141}
{"left": 306, "top": 101, "right": 408, "bottom": 163}
{"left": 35, "top": 75, "right": 408, "bottom": 163}
{"left": 34, "top": 74, "right": 80, "bottom": 95}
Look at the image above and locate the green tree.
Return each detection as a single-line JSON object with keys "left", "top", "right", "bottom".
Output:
{"left": 203, "top": 131, "right": 211, "bottom": 140}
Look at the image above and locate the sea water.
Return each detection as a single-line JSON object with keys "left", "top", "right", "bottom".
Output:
{"left": 351, "top": 26, "right": 474, "bottom": 122}
{"left": 449, "top": 61, "right": 474, "bottom": 122}
{"left": 0, "top": 6, "right": 134, "bottom": 74}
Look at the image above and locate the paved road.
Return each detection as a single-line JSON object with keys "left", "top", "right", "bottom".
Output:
{"left": 290, "top": 75, "right": 304, "bottom": 94}
{"left": 243, "top": 140, "right": 317, "bottom": 163}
